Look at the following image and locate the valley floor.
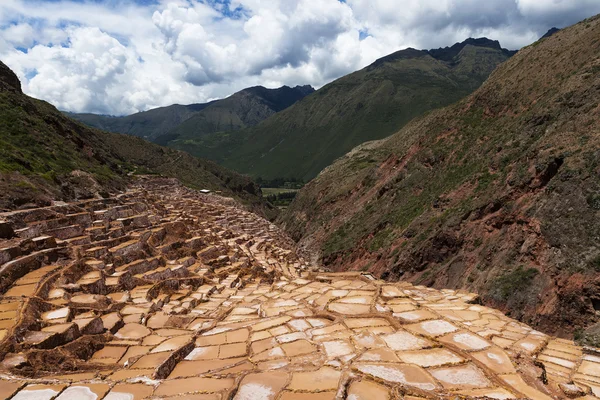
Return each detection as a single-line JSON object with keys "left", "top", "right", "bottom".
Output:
{"left": 0, "top": 177, "right": 598, "bottom": 399}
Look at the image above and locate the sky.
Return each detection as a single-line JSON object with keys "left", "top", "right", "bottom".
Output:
{"left": 1, "top": 0, "right": 599, "bottom": 116}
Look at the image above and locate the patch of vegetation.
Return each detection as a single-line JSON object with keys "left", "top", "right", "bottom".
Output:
{"left": 587, "top": 193, "right": 600, "bottom": 210}
{"left": 369, "top": 227, "right": 395, "bottom": 252}
{"left": 575, "top": 329, "right": 600, "bottom": 348}
{"left": 322, "top": 225, "right": 350, "bottom": 258}
{"left": 349, "top": 156, "right": 379, "bottom": 171}
{"left": 257, "top": 177, "right": 304, "bottom": 189}
{"left": 475, "top": 171, "right": 494, "bottom": 192}
{"left": 588, "top": 255, "right": 600, "bottom": 272}
{"left": 417, "top": 270, "right": 432, "bottom": 284}
{"left": 492, "top": 266, "right": 539, "bottom": 301}
{"left": 264, "top": 190, "right": 297, "bottom": 208}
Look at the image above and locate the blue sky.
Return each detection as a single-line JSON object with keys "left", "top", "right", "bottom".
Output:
{"left": 2, "top": 0, "right": 600, "bottom": 115}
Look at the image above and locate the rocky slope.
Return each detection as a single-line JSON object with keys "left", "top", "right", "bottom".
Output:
{"left": 0, "top": 61, "right": 271, "bottom": 216}
{"left": 280, "top": 15, "right": 600, "bottom": 336}
{"left": 202, "top": 38, "right": 515, "bottom": 181}
{"left": 68, "top": 85, "right": 313, "bottom": 143}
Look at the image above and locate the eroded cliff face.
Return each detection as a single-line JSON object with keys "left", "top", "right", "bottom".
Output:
{"left": 280, "top": 14, "right": 600, "bottom": 336}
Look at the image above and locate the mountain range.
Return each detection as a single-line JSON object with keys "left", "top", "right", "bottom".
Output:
{"left": 213, "top": 38, "right": 515, "bottom": 181}
{"left": 70, "top": 38, "right": 514, "bottom": 182}
{"left": 67, "top": 85, "right": 314, "bottom": 143}
{"left": 279, "top": 16, "right": 600, "bottom": 336}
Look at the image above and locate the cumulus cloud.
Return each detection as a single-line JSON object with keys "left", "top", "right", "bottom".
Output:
{"left": 152, "top": 0, "right": 356, "bottom": 85}
{"left": 1, "top": 0, "right": 599, "bottom": 115}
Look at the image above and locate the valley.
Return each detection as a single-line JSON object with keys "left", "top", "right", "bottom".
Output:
{"left": 0, "top": 3, "right": 599, "bottom": 399}
{"left": 70, "top": 38, "right": 515, "bottom": 183}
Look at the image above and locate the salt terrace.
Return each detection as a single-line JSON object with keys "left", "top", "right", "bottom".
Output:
{"left": 0, "top": 177, "right": 599, "bottom": 400}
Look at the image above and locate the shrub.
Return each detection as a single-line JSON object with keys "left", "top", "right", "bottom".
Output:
{"left": 493, "top": 265, "right": 539, "bottom": 301}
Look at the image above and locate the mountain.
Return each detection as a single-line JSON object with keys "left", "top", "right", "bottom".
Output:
{"left": 65, "top": 102, "right": 215, "bottom": 142}
{"left": 156, "top": 85, "right": 314, "bottom": 146}
{"left": 0, "top": 61, "right": 272, "bottom": 217}
{"left": 541, "top": 27, "right": 560, "bottom": 39}
{"left": 184, "top": 37, "right": 515, "bottom": 182}
{"left": 279, "top": 15, "right": 600, "bottom": 336}
{"left": 67, "top": 84, "right": 314, "bottom": 143}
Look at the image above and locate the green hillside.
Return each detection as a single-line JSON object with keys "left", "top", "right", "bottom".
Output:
{"left": 66, "top": 102, "right": 214, "bottom": 142}
{"left": 157, "top": 85, "right": 314, "bottom": 146}
{"left": 0, "top": 61, "right": 272, "bottom": 217}
{"left": 166, "top": 38, "right": 515, "bottom": 181}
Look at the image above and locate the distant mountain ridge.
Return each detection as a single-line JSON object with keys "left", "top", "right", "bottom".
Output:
{"left": 369, "top": 37, "right": 516, "bottom": 68}
{"left": 176, "top": 37, "right": 515, "bottom": 181}
{"left": 156, "top": 84, "right": 314, "bottom": 146}
{"left": 67, "top": 84, "right": 314, "bottom": 142}
{"left": 65, "top": 101, "right": 216, "bottom": 141}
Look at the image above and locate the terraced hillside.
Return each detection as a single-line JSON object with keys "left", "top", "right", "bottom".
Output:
{"left": 192, "top": 38, "right": 515, "bottom": 181}
{"left": 0, "top": 61, "right": 270, "bottom": 216}
{"left": 1, "top": 176, "right": 599, "bottom": 399}
{"left": 280, "top": 15, "right": 600, "bottom": 336}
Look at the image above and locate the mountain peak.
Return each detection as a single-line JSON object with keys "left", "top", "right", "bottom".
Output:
{"left": 542, "top": 27, "right": 560, "bottom": 39}
{"left": 462, "top": 37, "right": 501, "bottom": 50}
{"left": 367, "top": 48, "right": 428, "bottom": 69}
{"left": 427, "top": 37, "right": 515, "bottom": 62}
{"left": 367, "top": 37, "right": 513, "bottom": 70}
{"left": 0, "top": 61, "right": 22, "bottom": 93}
{"left": 293, "top": 84, "right": 316, "bottom": 96}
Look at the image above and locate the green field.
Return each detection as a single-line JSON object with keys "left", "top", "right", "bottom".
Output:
{"left": 261, "top": 187, "right": 298, "bottom": 209}
{"left": 261, "top": 187, "right": 299, "bottom": 196}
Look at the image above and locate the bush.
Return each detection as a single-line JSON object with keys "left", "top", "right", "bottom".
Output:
{"left": 493, "top": 265, "right": 539, "bottom": 301}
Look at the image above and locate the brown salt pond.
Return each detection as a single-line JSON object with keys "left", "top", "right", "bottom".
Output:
{"left": 1, "top": 178, "right": 599, "bottom": 400}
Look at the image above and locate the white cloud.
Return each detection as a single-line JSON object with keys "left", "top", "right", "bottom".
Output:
{"left": 8, "top": 26, "right": 133, "bottom": 114}
{"left": 152, "top": 0, "right": 356, "bottom": 84}
{"left": 1, "top": 0, "right": 599, "bottom": 115}
{"left": 3, "top": 23, "right": 36, "bottom": 48}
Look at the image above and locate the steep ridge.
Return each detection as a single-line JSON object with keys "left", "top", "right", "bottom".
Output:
{"left": 280, "top": 15, "right": 600, "bottom": 336}
{"left": 0, "top": 61, "right": 271, "bottom": 216}
{"left": 195, "top": 38, "right": 514, "bottom": 181}
{"left": 68, "top": 84, "right": 314, "bottom": 143}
